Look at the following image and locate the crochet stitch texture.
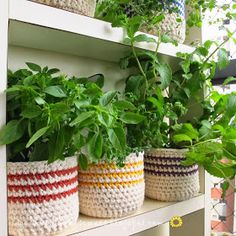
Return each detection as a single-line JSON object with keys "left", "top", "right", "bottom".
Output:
{"left": 31, "top": 0, "right": 96, "bottom": 16}
{"left": 8, "top": 156, "right": 79, "bottom": 236}
{"left": 79, "top": 152, "right": 145, "bottom": 218}
{"left": 144, "top": 149, "right": 200, "bottom": 201}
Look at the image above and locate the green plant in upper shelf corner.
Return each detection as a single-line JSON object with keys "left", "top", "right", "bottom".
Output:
{"left": 96, "top": 0, "right": 236, "bottom": 191}
{"left": 0, "top": 63, "right": 145, "bottom": 169}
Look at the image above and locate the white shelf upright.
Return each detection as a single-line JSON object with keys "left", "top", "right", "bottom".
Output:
{"left": 0, "top": 0, "right": 8, "bottom": 235}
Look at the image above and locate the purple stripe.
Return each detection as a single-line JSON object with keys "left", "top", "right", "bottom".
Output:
{"left": 144, "top": 163, "right": 197, "bottom": 170}
{"left": 144, "top": 168, "right": 198, "bottom": 177}
{"left": 144, "top": 155, "right": 185, "bottom": 162}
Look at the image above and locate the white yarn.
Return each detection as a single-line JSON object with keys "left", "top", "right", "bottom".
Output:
{"left": 79, "top": 152, "right": 145, "bottom": 218}
{"left": 145, "top": 149, "right": 200, "bottom": 202}
{"left": 31, "top": 0, "right": 96, "bottom": 17}
{"left": 8, "top": 156, "right": 79, "bottom": 236}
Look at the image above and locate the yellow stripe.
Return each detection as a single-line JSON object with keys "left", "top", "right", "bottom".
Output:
{"left": 79, "top": 178, "right": 144, "bottom": 188}
{"left": 88, "top": 161, "right": 143, "bottom": 170}
{"left": 79, "top": 170, "right": 144, "bottom": 178}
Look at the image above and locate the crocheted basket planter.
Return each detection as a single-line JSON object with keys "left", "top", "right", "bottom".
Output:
{"left": 31, "top": 0, "right": 96, "bottom": 17}
{"left": 142, "top": 0, "right": 186, "bottom": 43}
{"left": 8, "top": 156, "right": 79, "bottom": 236}
{"left": 144, "top": 149, "right": 200, "bottom": 201}
{"left": 78, "top": 152, "right": 145, "bottom": 218}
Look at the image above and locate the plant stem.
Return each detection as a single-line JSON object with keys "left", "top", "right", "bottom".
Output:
{"left": 131, "top": 43, "right": 147, "bottom": 79}
{"left": 203, "top": 29, "right": 236, "bottom": 64}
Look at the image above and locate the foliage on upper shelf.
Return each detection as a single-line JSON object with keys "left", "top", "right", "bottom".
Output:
{"left": 0, "top": 63, "right": 145, "bottom": 168}
{"left": 95, "top": 0, "right": 224, "bottom": 35}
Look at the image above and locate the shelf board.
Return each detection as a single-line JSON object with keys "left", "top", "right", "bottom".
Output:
{"left": 53, "top": 194, "right": 204, "bottom": 236}
{"left": 9, "top": 0, "right": 194, "bottom": 62}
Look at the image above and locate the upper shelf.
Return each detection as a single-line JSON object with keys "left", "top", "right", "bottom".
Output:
{"left": 9, "top": 0, "right": 194, "bottom": 62}
{"left": 53, "top": 194, "right": 204, "bottom": 236}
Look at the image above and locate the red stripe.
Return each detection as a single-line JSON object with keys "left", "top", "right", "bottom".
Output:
{"left": 8, "top": 186, "right": 78, "bottom": 204}
{"left": 8, "top": 175, "right": 78, "bottom": 193}
{"left": 8, "top": 166, "right": 78, "bottom": 181}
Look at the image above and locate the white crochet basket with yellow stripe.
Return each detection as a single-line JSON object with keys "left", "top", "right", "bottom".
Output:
{"left": 78, "top": 152, "right": 145, "bottom": 218}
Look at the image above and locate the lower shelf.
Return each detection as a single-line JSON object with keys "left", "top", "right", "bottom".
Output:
{"left": 54, "top": 194, "right": 205, "bottom": 236}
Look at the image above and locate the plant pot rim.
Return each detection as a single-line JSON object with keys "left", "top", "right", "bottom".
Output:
{"left": 7, "top": 155, "right": 76, "bottom": 166}
{"left": 146, "top": 148, "right": 188, "bottom": 152}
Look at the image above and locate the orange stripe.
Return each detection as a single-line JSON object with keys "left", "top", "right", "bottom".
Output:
{"left": 79, "top": 170, "right": 143, "bottom": 178}
{"left": 8, "top": 175, "right": 78, "bottom": 193}
{"left": 8, "top": 166, "right": 78, "bottom": 181}
{"left": 8, "top": 186, "right": 78, "bottom": 204}
{"left": 79, "top": 178, "right": 144, "bottom": 188}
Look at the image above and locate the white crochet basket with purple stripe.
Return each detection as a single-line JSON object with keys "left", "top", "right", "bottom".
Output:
{"left": 144, "top": 148, "right": 200, "bottom": 202}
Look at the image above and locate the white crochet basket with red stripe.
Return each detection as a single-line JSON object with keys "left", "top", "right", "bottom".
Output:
{"left": 7, "top": 156, "right": 79, "bottom": 236}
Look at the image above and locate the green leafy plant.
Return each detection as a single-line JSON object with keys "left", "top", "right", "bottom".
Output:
{"left": 95, "top": 0, "right": 236, "bottom": 189}
{"left": 1, "top": 63, "right": 88, "bottom": 163}
{"left": 0, "top": 63, "right": 145, "bottom": 168}
{"left": 69, "top": 76, "right": 145, "bottom": 169}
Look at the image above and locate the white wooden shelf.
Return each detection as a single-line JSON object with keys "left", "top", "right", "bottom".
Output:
{"left": 52, "top": 194, "right": 204, "bottom": 236}
{"left": 9, "top": 0, "right": 194, "bottom": 62}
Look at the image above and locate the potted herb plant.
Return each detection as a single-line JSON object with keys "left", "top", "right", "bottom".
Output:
{"left": 101, "top": 5, "right": 236, "bottom": 201}
{"left": 96, "top": 0, "right": 186, "bottom": 43}
{"left": 0, "top": 63, "right": 85, "bottom": 235}
{"left": 69, "top": 76, "right": 146, "bottom": 218}
{"left": 31, "top": 0, "right": 97, "bottom": 17}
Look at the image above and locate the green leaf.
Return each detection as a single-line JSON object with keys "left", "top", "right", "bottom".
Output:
{"left": 206, "top": 164, "right": 234, "bottom": 178}
{"left": 26, "top": 126, "right": 49, "bottom": 148}
{"left": 88, "top": 133, "right": 103, "bottom": 160}
{"left": 29, "top": 142, "right": 48, "bottom": 162}
{"left": 69, "top": 111, "right": 95, "bottom": 127}
{"left": 48, "top": 130, "right": 65, "bottom": 163}
{"left": 218, "top": 48, "right": 229, "bottom": 70}
{"left": 26, "top": 62, "right": 41, "bottom": 72}
{"left": 47, "top": 68, "right": 60, "bottom": 75}
{"left": 34, "top": 97, "right": 46, "bottom": 105}
{"left": 161, "top": 34, "right": 178, "bottom": 46}
{"left": 108, "top": 126, "right": 126, "bottom": 151}
{"left": 98, "top": 112, "right": 113, "bottom": 127}
{"left": 120, "top": 56, "right": 130, "bottom": 69}
{"left": 221, "top": 181, "right": 230, "bottom": 198}
{"left": 173, "top": 134, "right": 192, "bottom": 144}
{"left": 99, "top": 91, "right": 117, "bottom": 106}
{"left": 23, "top": 75, "right": 35, "bottom": 86}
{"left": 152, "top": 14, "right": 165, "bottom": 24}
{"left": 134, "top": 34, "right": 156, "bottom": 43}
{"left": 125, "top": 75, "right": 145, "bottom": 98}
{"left": 113, "top": 100, "right": 136, "bottom": 110}
{"left": 175, "top": 123, "right": 199, "bottom": 140}
{"left": 157, "top": 63, "right": 172, "bottom": 90}
{"left": 227, "top": 93, "right": 236, "bottom": 116}
{"left": 120, "top": 112, "right": 145, "bottom": 124}
{"left": 127, "top": 16, "right": 143, "bottom": 38}
{"left": 21, "top": 105, "right": 41, "bottom": 118}
{"left": 74, "top": 100, "right": 90, "bottom": 109}
{"left": 78, "top": 154, "right": 88, "bottom": 170}
{"left": 0, "top": 120, "right": 24, "bottom": 145}
{"left": 223, "top": 76, "right": 236, "bottom": 85}
{"left": 45, "top": 86, "right": 67, "bottom": 98}
{"left": 73, "top": 133, "right": 85, "bottom": 150}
